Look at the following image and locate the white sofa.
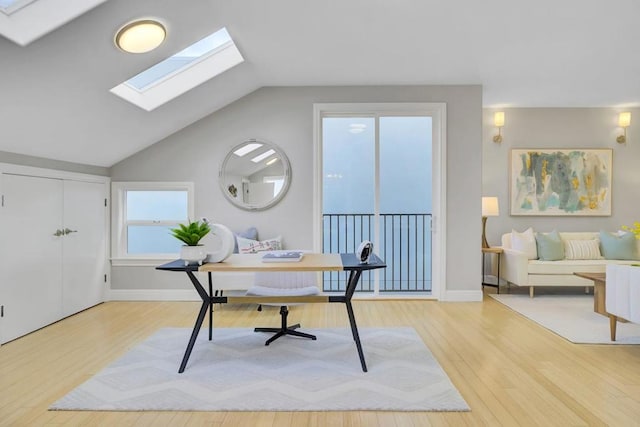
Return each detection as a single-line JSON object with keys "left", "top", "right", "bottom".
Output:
{"left": 500, "top": 232, "right": 640, "bottom": 297}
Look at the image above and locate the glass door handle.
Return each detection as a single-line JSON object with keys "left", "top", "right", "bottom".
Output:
{"left": 53, "top": 229, "right": 64, "bottom": 237}
{"left": 63, "top": 228, "right": 78, "bottom": 235}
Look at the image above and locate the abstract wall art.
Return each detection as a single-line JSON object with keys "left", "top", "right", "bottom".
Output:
{"left": 510, "top": 149, "right": 612, "bottom": 216}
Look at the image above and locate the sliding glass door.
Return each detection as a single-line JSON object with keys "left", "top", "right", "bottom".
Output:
{"left": 320, "top": 109, "right": 433, "bottom": 295}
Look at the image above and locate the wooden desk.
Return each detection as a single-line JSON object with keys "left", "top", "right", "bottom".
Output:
{"left": 157, "top": 253, "right": 386, "bottom": 373}
{"left": 573, "top": 272, "right": 606, "bottom": 316}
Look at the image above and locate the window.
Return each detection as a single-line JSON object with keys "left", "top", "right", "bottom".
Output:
{"left": 0, "top": 0, "right": 37, "bottom": 15}
{"left": 112, "top": 182, "right": 194, "bottom": 264}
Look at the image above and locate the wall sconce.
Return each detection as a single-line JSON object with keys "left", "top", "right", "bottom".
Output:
{"left": 617, "top": 112, "right": 631, "bottom": 143}
{"left": 493, "top": 112, "right": 505, "bottom": 143}
{"left": 481, "top": 196, "right": 500, "bottom": 249}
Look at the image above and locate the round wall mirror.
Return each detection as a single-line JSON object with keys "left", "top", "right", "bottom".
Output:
{"left": 219, "top": 139, "right": 291, "bottom": 211}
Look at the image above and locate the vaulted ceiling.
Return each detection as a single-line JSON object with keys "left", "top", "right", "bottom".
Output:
{"left": 1, "top": 0, "right": 639, "bottom": 167}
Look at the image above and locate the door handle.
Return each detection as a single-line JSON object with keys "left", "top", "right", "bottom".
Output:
{"left": 63, "top": 228, "right": 78, "bottom": 235}
{"left": 53, "top": 229, "right": 64, "bottom": 237}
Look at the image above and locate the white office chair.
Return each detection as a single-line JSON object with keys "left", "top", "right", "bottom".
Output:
{"left": 246, "top": 271, "right": 319, "bottom": 345}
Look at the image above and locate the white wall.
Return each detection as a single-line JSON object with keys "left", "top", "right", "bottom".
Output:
{"left": 482, "top": 107, "right": 640, "bottom": 246}
{"left": 110, "top": 85, "right": 483, "bottom": 299}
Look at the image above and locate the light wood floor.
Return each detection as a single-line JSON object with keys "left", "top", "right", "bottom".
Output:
{"left": 2, "top": 292, "right": 640, "bottom": 427}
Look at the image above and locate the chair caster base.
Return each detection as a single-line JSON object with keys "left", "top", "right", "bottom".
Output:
{"left": 254, "top": 307, "right": 316, "bottom": 345}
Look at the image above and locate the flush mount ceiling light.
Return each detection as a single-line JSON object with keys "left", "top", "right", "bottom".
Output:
{"left": 115, "top": 19, "right": 166, "bottom": 53}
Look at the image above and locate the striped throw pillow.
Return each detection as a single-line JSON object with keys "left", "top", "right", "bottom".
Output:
{"left": 564, "top": 239, "right": 602, "bottom": 260}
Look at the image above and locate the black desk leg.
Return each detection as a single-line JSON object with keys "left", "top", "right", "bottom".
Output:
{"left": 180, "top": 270, "right": 212, "bottom": 373}
{"left": 345, "top": 301, "right": 367, "bottom": 372}
{"left": 208, "top": 272, "right": 213, "bottom": 340}
{"left": 179, "top": 299, "right": 209, "bottom": 373}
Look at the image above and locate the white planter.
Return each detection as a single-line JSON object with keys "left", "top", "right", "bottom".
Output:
{"left": 180, "top": 245, "right": 207, "bottom": 266}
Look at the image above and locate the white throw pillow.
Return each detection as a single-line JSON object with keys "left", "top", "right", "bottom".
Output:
{"left": 564, "top": 239, "right": 603, "bottom": 260}
{"left": 511, "top": 228, "right": 538, "bottom": 259}
{"left": 237, "top": 236, "right": 282, "bottom": 254}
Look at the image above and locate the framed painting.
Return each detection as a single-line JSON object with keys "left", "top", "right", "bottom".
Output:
{"left": 510, "top": 148, "right": 612, "bottom": 216}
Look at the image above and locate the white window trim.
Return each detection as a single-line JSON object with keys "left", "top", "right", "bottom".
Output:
{"left": 111, "top": 181, "right": 194, "bottom": 266}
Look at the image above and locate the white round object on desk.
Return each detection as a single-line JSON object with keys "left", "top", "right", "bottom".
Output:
{"left": 204, "top": 223, "right": 235, "bottom": 263}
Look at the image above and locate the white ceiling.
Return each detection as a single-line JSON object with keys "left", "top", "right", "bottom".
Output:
{"left": 1, "top": 0, "right": 639, "bottom": 167}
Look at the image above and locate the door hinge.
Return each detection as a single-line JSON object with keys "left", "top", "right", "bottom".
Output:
{"left": 1, "top": 194, "right": 4, "bottom": 207}
{"left": 1, "top": 305, "right": 4, "bottom": 317}
{"left": 104, "top": 274, "right": 107, "bottom": 283}
{"left": 104, "top": 198, "right": 107, "bottom": 207}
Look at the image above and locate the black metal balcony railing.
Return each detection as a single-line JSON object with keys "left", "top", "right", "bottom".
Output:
{"left": 322, "top": 213, "right": 432, "bottom": 293}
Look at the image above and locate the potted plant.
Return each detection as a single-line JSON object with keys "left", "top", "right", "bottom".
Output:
{"left": 622, "top": 222, "right": 640, "bottom": 239}
{"left": 170, "top": 219, "right": 211, "bottom": 265}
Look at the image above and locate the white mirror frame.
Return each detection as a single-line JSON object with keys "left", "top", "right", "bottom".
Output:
{"left": 219, "top": 139, "right": 292, "bottom": 211}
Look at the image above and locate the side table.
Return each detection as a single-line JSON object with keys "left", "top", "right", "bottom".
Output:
{"left": 482, "top": 247, "right": 503, "bottom": 294}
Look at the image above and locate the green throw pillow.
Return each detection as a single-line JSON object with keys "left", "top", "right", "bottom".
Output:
{"left": 535, "top": 230, "right": 565, "bottom": 261}
{"left": 599, "top": 231, "right": 637, "bottom": 260}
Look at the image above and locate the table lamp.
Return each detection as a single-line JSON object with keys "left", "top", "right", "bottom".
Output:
{"left": 482, "top": 196, "right": 500, "bottom": 249}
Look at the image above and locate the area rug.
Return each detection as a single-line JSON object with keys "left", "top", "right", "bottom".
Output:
{"left": 50, "top": 327, "right": 469, "bottom": 412}
{"left": 491, "top": 293, "right": 640, "bottom": 344}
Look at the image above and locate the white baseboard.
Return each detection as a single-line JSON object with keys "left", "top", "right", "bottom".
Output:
{"left": 108, "top": 289, "right": 200, "bottom": 301}
{"left": 442, "top": 290, "right": 483, "bottom": 302}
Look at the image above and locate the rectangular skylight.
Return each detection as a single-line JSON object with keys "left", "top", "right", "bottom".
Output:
{"left": 110, "top": 27, "right": 244, "bottom": 111}
{"left": 0, "top": 0, "right": 37, "bottom": 14}
{"left": 251, "top": 149, "right": 276, "bottom": 163}
{"left": 233, "top": 142, "right": 263, "bottom": 157}
{"left": 125, "top": 28, "right": 234, "bottom": 91}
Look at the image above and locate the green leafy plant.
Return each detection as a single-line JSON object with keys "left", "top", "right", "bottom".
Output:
{"left": 621, "top": 221, "right": 640, "bottom": 239}
{"left": 170, "top": 220, "right": 211, "bottom": 246}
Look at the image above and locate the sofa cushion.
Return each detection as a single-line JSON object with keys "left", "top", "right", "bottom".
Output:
{"left": 233, "top": 227, "right": 259, "bottom": 253}
{"left": 564, "top": 239, "right": 602, "bottom": 260}
{"left": 512, "top": 228, "right": 537, "bottom": 259}
{"left": 528, "top": 259, "right": 611, "bottom": 274}
{"left": 535, "top": 230, "right": 564, "bottom": 261}
{"left": 599, "top": 230, "right": 638, "bottom": 260}
{"left": 557, "top": 232, "right": 600, "bottom": 241}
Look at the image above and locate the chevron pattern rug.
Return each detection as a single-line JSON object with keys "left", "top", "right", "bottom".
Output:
{"left": 50, "top": 327, "right": 469, "bottom": 412}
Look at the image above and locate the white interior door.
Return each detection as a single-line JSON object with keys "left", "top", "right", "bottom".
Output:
{"left": 0, "top": 173, "right": 63, "bottom": 343}
{"left": 62, "top": 180, "right": 106, "bottom": 316}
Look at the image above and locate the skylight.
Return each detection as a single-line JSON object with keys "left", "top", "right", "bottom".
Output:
{"left": 0, "top": 0, "right": 37, "bottom": 15}
{"left": 110, "top": 27, "right": 244, "bottom": 111}
{"left": 233, "top": 142, "right": 263, "bottom": 157}
{"left": 251, "top": 149, "right": 276, "bottom": 163}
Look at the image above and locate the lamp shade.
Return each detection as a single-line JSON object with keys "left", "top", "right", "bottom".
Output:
{"left": 115, "top": 19, "right": 166, "bottom": 53}
{"left": 494, "top": 112, "right": 505, "bottom": 127}
{"left": 619, "top": 112, "right": 631, "bottom": 128}
{"left": 482, "top": 196, "right": 499, "bottom": 217}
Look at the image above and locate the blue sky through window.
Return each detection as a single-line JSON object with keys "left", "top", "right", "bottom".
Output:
{"left": 126, "top": 190, "right": 187, "bottom": 221}
{"left": 125, "top": 27, "right": 233, "bottom": 91}
{"left": 322, "top": 116, "right": 432, "bottom": 214}
{"left": 126, "top": 190, "right": 188, "bottom": 254}
{"left": 0, "top": 0, "right": 35, "bottom": 12}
